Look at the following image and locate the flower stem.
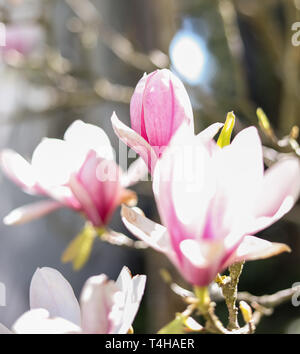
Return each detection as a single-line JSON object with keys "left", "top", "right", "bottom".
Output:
{"left": 194, "top": 286, "right": 210, "bottom": 313}
{"left": 194, "top": 285, "right": 228, "bottom": 334}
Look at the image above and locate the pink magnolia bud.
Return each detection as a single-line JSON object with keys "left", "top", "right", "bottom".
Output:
{"left": 130, "top": 69, "right": 194, "bottom": 155}
{"left": 112, "top": 69, "right": 194, "bottom": 172}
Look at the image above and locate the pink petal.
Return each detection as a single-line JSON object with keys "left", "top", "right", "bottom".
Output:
{"left": 169, "top": 71, "right": 194, "bottom": 131}
{"left": 114, "top": 267, "right": 146, "bottom": 334}
{"left": 222, "top": 235, "right": 291, "bottom": 269}
{"left": 0, "top": 149, "right": 39, "bottom": 193}
{"left": 30, "top": 267, "right": 81, "bottom": 326}
{"left": 142, "top": 69, "right": 194, "bottom": 148}
{"left": 111, "top": 112, "right": 158, "bottom": 173}
{"left": 3, "top": 200, "right": 63, "bottom": 225}
{"left": 76, "top": 150, "right": 122, "bottom": 225}
{"left": 130, "top": 72, "right": 150, "bottom": 141}
{"left": 80, "top": 274, "right": 119, "bottom": 334}
{"left": 12, "top": 309, "right": 80, "bottom": 334}
{"left": 69, "top": 173, "right": 102, "bottom": 227}
{"left": 250, "top": 158, "right": 300, "bottom": 233}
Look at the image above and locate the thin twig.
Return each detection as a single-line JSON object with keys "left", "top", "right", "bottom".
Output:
{"left": 237, "top": 286, "right": 300, "bottom": 308}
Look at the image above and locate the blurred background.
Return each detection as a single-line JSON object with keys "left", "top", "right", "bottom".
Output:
{"left": 0, "top": 0, "right": 299, "bottom": 333}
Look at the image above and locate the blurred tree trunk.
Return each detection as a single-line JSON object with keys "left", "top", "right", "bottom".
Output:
{"left": 278, "top": 0, "right": 300, "bottom": 134}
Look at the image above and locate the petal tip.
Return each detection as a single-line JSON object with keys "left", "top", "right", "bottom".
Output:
{"left": 121, "top": 204, "right": 135, "bottom": 222}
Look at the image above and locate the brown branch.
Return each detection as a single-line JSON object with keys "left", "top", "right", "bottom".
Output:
{"left": 218, "top": 261, "right": 245, "bottom": 330}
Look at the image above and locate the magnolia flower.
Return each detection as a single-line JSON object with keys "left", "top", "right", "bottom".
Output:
{"left": 0, "top": 266, "right": 146, "bottom": 334}
{"left": 111, "top": 69, "right": 194, "bottom": 173}
{"left": 122, "top": 123, "right": 300, "bottom": 286}
{"left": 0, "top": 120, "right": 146, "bottom": 227}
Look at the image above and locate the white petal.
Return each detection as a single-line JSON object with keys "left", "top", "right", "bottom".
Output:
{"left": 121, "top": 157, "right": 149, "bottom": 187}
{"left": 115, "top": 266, "right": 132, "bottom": 291}
{"left": 3, "top": 200, "right": 62, "bottom": 225}
{"left": 64, "top": 120, "right": 114, "bottom": 161}
{"left": 180, "top": 239, "right": 224, "bottom": 268}
{"left": 30, "top": 267, "right": 81, "bottom": 326}
{"left": 121, "top": 205, "right": 172, "bottom": 254}
{"left": 45, "top": 185, "right": 80, "bottom": 208}
{"left": 249, "top": 157, "right": 300, "bottom": 233}
{"left": 153, "top": 123, "right": 215, "bottom": 238}
{"left": 210, "top": 127, "right": 264, "bottom": 236}
{"left": 80, "top": 274, "right": 120, "bottom": 334}
{"left": 180, "top": 239, "right": 212, "bottom": 268}
{"left": 222, "top": 235, "right": 291, "bottom": 269}
{"left": 13, "top": 309, "right": 80, "bottom": 334}
{"left": 0, "top": 149, "right": 37, "bottom": 193}
{"left": 31, "top": 138, "right": 78, "bottom": 187}
{"left": 196, "top": 122, "right": 224, "bottom": 142}
{"left": 114, "top": 267, "right": 146, "bottom": 334}
{"left": 178, "top": 239, "right": 225, "bottom": 286}
{"left": 223, "top": 127, "right": 264, "bottom": 193}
